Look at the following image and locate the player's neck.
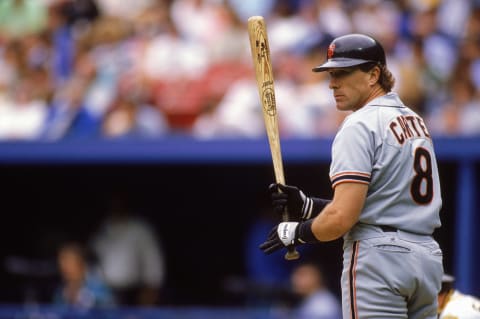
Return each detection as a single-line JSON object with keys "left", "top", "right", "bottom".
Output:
{"left": 354, "top": 85, "right": 386, "bottom": 111}
{"left": 367, "top": 85, "right": 386, "bottom": 104}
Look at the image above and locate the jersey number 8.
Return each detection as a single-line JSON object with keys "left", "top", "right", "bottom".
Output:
{"left": 411, "top": 147, "right": 433, "bottom": 205}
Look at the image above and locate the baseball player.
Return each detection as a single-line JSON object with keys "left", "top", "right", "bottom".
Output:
{"left": 438, "top": 274, "right": 480, "bottom": 318}
{"left": 260, "top": 33, "right": 444, "bottom": 318}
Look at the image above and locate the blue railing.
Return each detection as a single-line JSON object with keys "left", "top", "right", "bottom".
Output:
{"left": 0, "top": 304, "right": 286, "bottom": 319}
{"left": 0, "top": 136, "right": 478, "bottom": 164}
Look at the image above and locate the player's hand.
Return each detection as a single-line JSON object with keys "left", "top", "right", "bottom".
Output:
{"left": 270, "top": 183, "right": 331, "bottom": 221}
{"left": 259, "top": 222, "right": 303, "bottom": 254}
{"left": 269, "top": 183, "right": 308, "bottom": 221}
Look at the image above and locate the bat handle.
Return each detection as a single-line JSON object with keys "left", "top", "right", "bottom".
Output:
{"left": 282, "top": 210, "right": 300, "bottom": 260}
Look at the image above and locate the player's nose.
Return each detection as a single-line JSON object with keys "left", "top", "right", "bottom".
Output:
{"left": 329, "top": 78, "right": 339, "bottom": 89}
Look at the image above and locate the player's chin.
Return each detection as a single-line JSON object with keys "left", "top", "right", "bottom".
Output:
{"left": 335, "top": 99, "right": 356, "bottom": 111}
{"left": 335, "top": 102, "right": 349, "bottom": 111}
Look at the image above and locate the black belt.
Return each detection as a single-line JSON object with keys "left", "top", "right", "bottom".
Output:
{"left": 379, "top": 225, "right": 398, "bottom": 232}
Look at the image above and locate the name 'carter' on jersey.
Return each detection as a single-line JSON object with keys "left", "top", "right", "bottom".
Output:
{"left": 329, "top": 92, "right": 441, "bottom": 235}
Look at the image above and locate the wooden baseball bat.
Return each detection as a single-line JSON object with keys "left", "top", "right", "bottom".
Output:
{"left": 247, "top": 16, "right": 300, "bottom": 261}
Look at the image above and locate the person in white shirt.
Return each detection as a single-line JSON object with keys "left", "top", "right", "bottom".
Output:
{"left": 438, "top": 274, "right": 480, "bottom": 319}
{"left": 290, "top": 262, "right": 342, "bottom": 319}
{"left": 90, "top": 195, "right": 165, "bottom": 306}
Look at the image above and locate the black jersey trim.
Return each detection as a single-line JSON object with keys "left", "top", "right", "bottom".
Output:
{"left": 349, "top": 241, "right": 359, "bottom": 319}
{"left": 331, "top": 174, "right": 371, "bottom": 186}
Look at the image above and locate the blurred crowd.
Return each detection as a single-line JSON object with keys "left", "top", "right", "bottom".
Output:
{"left": 1, "top": 0, "right": 480, "bottom": 141}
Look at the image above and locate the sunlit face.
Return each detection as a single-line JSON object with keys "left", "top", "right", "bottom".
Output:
{"left": 58, "top": 249, "right": 86, "bottom": 283}
{"left": 327, "top": 67, "right": 377, "bottom": 112}
{"left": 291, "top": 265, "right": 322, "bottom": 296}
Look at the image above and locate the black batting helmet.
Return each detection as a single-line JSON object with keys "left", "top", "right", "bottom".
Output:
{"left": 312, "top": 34, "right": 386, "bottom": 72}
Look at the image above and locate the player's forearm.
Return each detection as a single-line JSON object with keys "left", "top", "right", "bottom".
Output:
{"left": 309, "top": 203, "right": 358, "bottom": 241}
{"left": 309, "top": 197, "right": 331, "bottom": 219}
{"left": 305, "top": 182, "right": 367, "bottom": 241}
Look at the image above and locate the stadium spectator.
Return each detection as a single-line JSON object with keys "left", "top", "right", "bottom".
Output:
{"left": 0, "top": 0, "right": 48, "bottom": 40}
{"left": 282, "top": 40, "right": 341, "bottom": 137}
{"left": 226, "top": 0, "right": 275, "bottom": 22}
{"left": 41, "top": 47, "right": 100, "bottom": 140}
{"left": 290, "top": 262, "right": 342, "bottom": 319}
{"left": 316, "top": 0, "right": 352, "bottom": 38}
{"left": 95, "top": 0, "right": 154, "bottom": 22}
{"left": 101, "top": 93, "right": 169, "bottom": 139}
{"left": 89, "top": 195, "right": 166, "bottom": 306}
{"left": 45, "top": 0, "right": 79, "bottom": 84}
{"left": 0, "top": 70, "right": 49, "bottom": 140}
{"left": 426, "top": 59, "right": 480, "bottom": 136}
{"left": 53, "top": 0, "right": 99, "bottom": 29}
{"left": 53, "top": 241, "right": 115, "bottom": 310}
{"left": 191, "top": 75, "right": 262, "bottom": 138}
{"left": 438, "top": 273, "right": 480, "bottom": 318}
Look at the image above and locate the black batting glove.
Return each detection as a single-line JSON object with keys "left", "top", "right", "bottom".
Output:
{"left": 259, "top": 220, "right": 318, "bottom": 255}
{"left": 269, "top": 183, "right": 331, "bottom": 221}
{"left": 269, "top": 184, "right": 305, "bottom": 221}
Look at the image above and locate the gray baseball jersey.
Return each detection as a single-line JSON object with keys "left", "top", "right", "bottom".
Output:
{"left": 330, "top": 92, "right": 443, "bottom": 318}
{"left": 329, "top": 92, "right": 441, "bottom": 235}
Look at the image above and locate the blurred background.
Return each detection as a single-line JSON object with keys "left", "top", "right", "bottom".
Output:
{"left": 0, "top": 0, "right": 479, "bottom": 318}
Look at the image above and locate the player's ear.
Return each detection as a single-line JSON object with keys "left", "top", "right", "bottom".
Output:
{"left": 368, "top": 66, "right": 381, "bottom": 86}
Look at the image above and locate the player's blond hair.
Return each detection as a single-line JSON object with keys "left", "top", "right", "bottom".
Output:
{"left": 378, "top": 65, "right": 395, "bottom": 92}
{"left": 359, "top": 63, "right": 395, "bottom": 92}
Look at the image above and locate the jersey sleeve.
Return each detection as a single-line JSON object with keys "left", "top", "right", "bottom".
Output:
{"left": 330, "top": 121, "right": 374, "bottom": 188}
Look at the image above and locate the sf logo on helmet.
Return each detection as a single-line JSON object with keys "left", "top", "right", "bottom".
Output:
{"left": 327, "top": 43, "right": 336, "bottom": 59}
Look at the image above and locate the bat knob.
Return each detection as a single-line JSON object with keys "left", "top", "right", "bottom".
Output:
{"left": 284, "top": 248, "right": 300, "bottom": 260}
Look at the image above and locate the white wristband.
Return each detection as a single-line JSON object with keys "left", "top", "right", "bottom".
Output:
{"left": 301, "top": 196, "right": 314, "bottom": 220}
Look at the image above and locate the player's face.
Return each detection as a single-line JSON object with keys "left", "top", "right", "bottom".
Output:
{"left": 327, "top": 67, "right": 376, "bottom": 112}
